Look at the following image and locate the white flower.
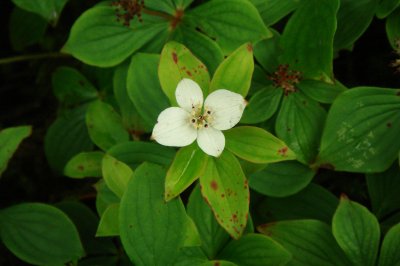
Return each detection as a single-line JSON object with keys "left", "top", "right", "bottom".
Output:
{"left": 151, "top": 78, "right": 246, "bottom": 157}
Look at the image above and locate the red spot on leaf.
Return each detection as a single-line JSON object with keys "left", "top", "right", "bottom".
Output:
{"left": 214, "top": 262, "right": 220, "bottom": 266}
{"left": 320, "top": 163, "right": 335, "bottom": 170}
{"left": 387, "top": 122, "right": 392, "bottom": 128}
{"left": 186, "top": 70, "right": 192, "bottom": 76}
{"left": 232, "top": 214, "right": 238, "bottom": 222}
{"left": 287, "top": 127, "right": 291, "bottom": 132}
{"left": 78, "top": 165, "right": 84, "bottom": 171}
{"left": 340, "top": 193, "right": 349, "bottom": 200}
{"left": 247, "top": 43, "right": 253, "bottom": 52}
{"left": 397, "top": 91, "right": 400, "bottom": 96}
{"left": 278, "top": 147, "right": 288, "bottom": 156}
{"left": 244, "top": 180, "right": 248, "bottom": 189}
{"left": 210, "top": 180, "right": 218, "bottom": 191}
{"left": 172, "top": 52, "right": 178, "bottom": 64}
{"left": 221, "top": 193, "right": 225, "bottom": 198}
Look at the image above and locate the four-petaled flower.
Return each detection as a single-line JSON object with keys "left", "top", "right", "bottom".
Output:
{"left": 151, "top": 78, "right": 246, "bottom": 157}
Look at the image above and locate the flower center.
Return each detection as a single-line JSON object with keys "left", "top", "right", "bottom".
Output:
{"left": 190, "top": 106, "right": 213, "bottom": 129}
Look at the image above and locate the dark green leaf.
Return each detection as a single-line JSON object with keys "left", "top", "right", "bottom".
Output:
{"left": 0, "top": 203, "right": 84, "bottom": 265}
{"left": 64, "top": 151, "right": 104, "bottom": 178}
{"left": 249, "top": 161, "right": 315, "bottom": 197}
{"left": 120, "top": 163, "right": 191, "bottom": 265}
{"left": 127, "top": 53, "right": 170, "bottom": 126}
{"left": 200, "top": 151, "right": 249, "bottom": 239}
{"left": 0, "top": 125, "right": 31, "bottom": 176}
{"left": 386, "top": 7, "right": 400, "bottom": 49}
{"left": 378, "top": 223, "right": 400, "bottom": 266}
{"left": 297, "top": 79, "right": 346, "bottom": 104}
{"left": 259, "top": 220, "right": 351, "bottom": 266}
{"left": 250, "top": 0, "right": 299, "bottom": 26}
{"left": 145, "top": 0, "right": 194, "bottom": 14}
{"left": 332, "top": 196, "right": 380, "bottom": 266}
{"left": 317, "top": 87, "right": 400, "bottom": 172}
{"left": 95, "top": 180, "right": 120, "bottom": 216}
{"left": 377, "top": 0, "right": 400, "bottom": 18}
{"left": 11, "top": 0, "right": 68, "bottom": 23}
{"left": 253, "top": 31, "right": 282, "bottom": 74}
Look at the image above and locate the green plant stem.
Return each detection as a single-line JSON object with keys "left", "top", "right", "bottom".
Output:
{"left": 0, "top": 52, "right": 71, "bottom": 65}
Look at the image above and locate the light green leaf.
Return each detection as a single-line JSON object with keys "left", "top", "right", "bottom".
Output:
{"left": 0, "top": 203, "right": 84, "bottom": 266}
{"left": 297, "top": 79, "right": 346, "bottom": 104}
{"left": 120, "top": 163, "right": 192, "bottom": 265}
{"left": 159, "top": 41, "right": 210, "bottom": 104}
{"left": 64, "top": 151, "right": 104, "bottom": 178}
{"left": 187, "top": 0, "right": 271, "bottom": 53}
{"left": 86, "top": 100, "right": 129, "bottom": 151}
{"left": 174, "top": 246, "right": 209, "bottom": 266}
{"left": 108, "top": 141, "right": 175, "bottom": 169}
{"left": 225, "top": 126, "right": 296, "bottom": 164}
{"left": 95, "top": 180, "right": 120, "bottom": 216}
{"left": 0, "top": 126, "right": 31, "bottom": 176}
{"left": 63, "top": 5, "right": 168, "bottom": 67}
{"left": 250, "top": 0, "right": 299, "bottom": 26}
{"left": 127, "top": 53, "right": 170, "bottom": 126}
{"left": 45, "top": 106, "right": 93, "bottom": 172}
{"left": 386, "top": 7, "right": 400, "bottom": 49}
{"left": 334, "top": 0, "right": 378, "bottom": 51}
{"left": 52, "top": 66, "right": 98, "bottom": 106}
{"left": 280, "top": 0, "right": 339, "bottom": 79}
{"left": 259, "top": 220, "right": 352, "bottom": 266}
{"left": 249, "top": 161, "right": 315, "bottom": 197}
{"left": 378, "top": 223, "right": 400, "bottom": 266}
{"left": 377, "top": 0, "right": 400, "bottom": 18}
{"left": 187, "top": 186, "right": 230, "bottom": 259}
{"left": 258, "top": 183, "right": 339, "bottom": 224}
{"left": 11, "top": 0, "right": 68, "bottom": 23}
{"left": 200, "top": 151, "right": 249, "bottom": 239}
{"left": 97, "top": 204, "right": 120, "bottom": 237}
{"left": 102, "top": 155, "right": 133, "bottom": 198}
{"left": 332, "top": 197, "right": 380, "bottom": 266}
{"left": 113, "top": 63, "right": 151, "bottom": 133}
{"left": 165, "top": 144, "right": 208, "bottom": 201}
{"left": 9, "top": 7, "right": 47, "bottom": 51}
{"left": 209, "top": 43, "right": 254, "bottom": 97}
{"left": 317, "top": 87, "right": 400, "bottom": 172}
{"left": 218, "top": 234, "right": 291, "bottom": 266}
{"left": 276, "top": 92, "right": 327, "bottom": 164}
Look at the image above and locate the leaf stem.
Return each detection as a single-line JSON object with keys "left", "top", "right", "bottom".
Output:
{"left": 0, "top": 52, "right": 71, "bottom": 65}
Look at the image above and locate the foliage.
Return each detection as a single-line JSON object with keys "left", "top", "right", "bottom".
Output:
{"left": 1, "top": 0, "right": 400, "bottom": 265}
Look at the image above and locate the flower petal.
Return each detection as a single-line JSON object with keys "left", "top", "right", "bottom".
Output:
{"left": 152, "top": 107, "right": 197, "bottom": 147}
{"left": 197, "top": 126, "right": 225, "bottom": 157}
{"left": 175, "top": 78, "right": 204, "bottom": 112}
{"left": 204, "top": 89, "right": 246, "bottom": 130}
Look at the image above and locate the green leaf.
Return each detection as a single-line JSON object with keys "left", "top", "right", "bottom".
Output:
{"left": 386, "top": 7, "right": 400, "bottom": 49}
{"left": 174, "top": 246, "right": 209, "bottom": 266}
{"left": 11, "top": 0, "right": 68, "bottom": 23}
{"left": 0, "top": 203, "right": 84, "bottom": 265}
{"left": 200, "top": 151, "right": 249, "bottom": 239}
{"left": 276, "top": 92, "right": 327, "bottom": 164}
{"left": 253, "top": 31, "right": 282, "bottom": 74}
{"left": 280, "top": 0, "right": 339, "bottom": 79}
{"left": 113, "top": 63, "right": 151, "bottom": 133}
{"left": 187, "top": 0, "right": 272, "bottom": 53}
{"left": 63, "top": 5, "right": 168, "bottom": 67}
{"left": 297, "top": 79, "right": 347, "bottom": 104}
{"left": 95, "top": 180, "right": 120, "bottom": 216}
{"left": 334, "top": 0, "right": 378, "bottom": 51}
{"left": 86, "top": 100, "right": 129, "bottom": 151}
{"left": 258, "top": 183, "right": 339, "bottom": 224}
{"left": 218, "top": 233, "right": 291, "bottom": 266}
{"left": 108, "top": 141, "right": 175, "bottom": 169}
{"left": 225, "top": 126, "right": 296, "bottom": 164}
{"left": 250, "top": 0, "right": 299, "bottom": 26}
{"left": 9, "top": 7, "right": 47, "bottom": 51}
{"left": 52, "top": 66, "right": 98, "bottom": 106}
{"left": 317, "top": 87, "right": 400, "bottom": 172}
{"left": 187, "top": 186, "right": 230, "bottom": 259}
{"left": 45, "top": 106, "right": 93, "bottom": 172}
{"left": 159, "top": 41, "right": 210, "bottom": 105}
{"left": 241, "top": 86, "right": 283, "bottom": 124}
{"left": 249, "top": 161, "right": 315, "bottom": 197}
{"left": 0, "top": 126, "right": 31, "bottom": 176}
{"left": 172, "top": 25, "right": 224, "bottom": 74}
{"left": 165, "top": 144, "right": 208, "bottom": 201}
{"left": 64, "top": 151, "right": 104, "bottom": 178}
{"left": 259, "top": 220, "right": 351, "bottom": 266}
{"left": 378, "top": 223, "right": 400, "bottom": 266}
{"left": 127, "top": 53, "right": 170, "bottom": 126}
{"left": 332, "top": 196, "right": 380, "bottom": 266}
{"left": 145, "top": 0, "right": 194, "bottom": 14}
{"left": 209, "top": 43, "right": 254, "bottom": 97}
{"left": 97, "top": 203, "right": 120, "bottom": 237}
{"left": 367, "top": 163, "right": 400, "bottom": 219}
{"left": 56, "top": 201, "right": 116, "bottom": 255}
{"left": 120, "top": 163, "right": 191, "bottom": 265}
{"left": 377, "top": 0, "right": 400, "bottom": 18}
{"left": 102, "top": 155, "right": 133, "bottom": 198}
